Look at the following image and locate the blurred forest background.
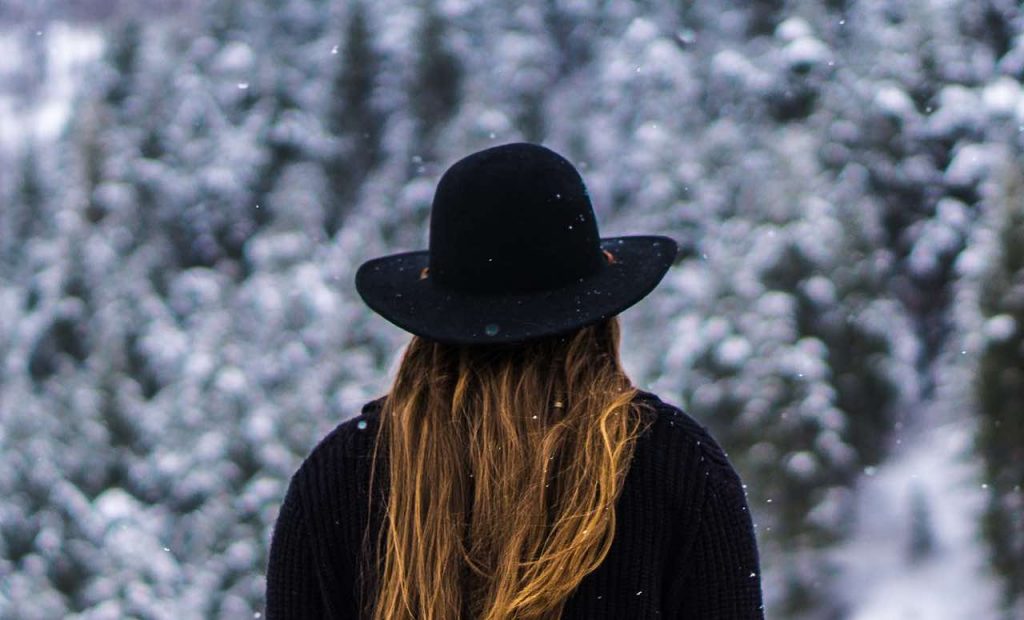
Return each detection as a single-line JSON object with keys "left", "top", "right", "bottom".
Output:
{"left": 1, "top": 0, "right": 1023, "bottom": 618}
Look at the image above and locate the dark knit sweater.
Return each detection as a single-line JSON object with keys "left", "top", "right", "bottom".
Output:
{"left": 265, "top": 389, "right": 765, "bottom": 618}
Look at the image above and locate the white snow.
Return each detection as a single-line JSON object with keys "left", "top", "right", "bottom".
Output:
{"left": 981, "top": 77, "right": 1020, "bottom": 118}
{"left": 908, "top": 212, "right": 964, "bottom": 278}
{"left": 95, "top": 487, "right": 141, "bottom": 524}
{"left": 710, "top": 48, "right": 769, "bottom": 93}
{"left": 982, "top": 314, "right": 1016, "bottom": 342}
{"left": 874, "top": 83, "right": 916, "bottom": 118}
{"left": 716, "top": 335, "right": 752, "bottom": 368}
{"left": 212, "top": 41, "right": 254, "bottom": 73}
{"left": 0, "top": 23, "right": 103, "bottom": 152}
{"left": 926, "top": 85, "right": 984, "bottom": 137}
{"left": 784, "top": 451, "right": 818, "bottom": 478}
{"left": 622, "top": 16, "right": 659, "bottom": 46}
{"left": 782, "top": 37, "right": 831, "bottom": 69}
{"left": 834, "top": 405, "right": 1002, "bottom": 619}
{"left": 803, "top": 275, "right": 836, "bottom": 306}
{"left": 775, "top": 17, "right": 814, "bottom": 42}
{"left": 936, "top": 197, "right": 969, "bottom": 229}
{"left": 944, "top": 143, "right": 992, "bottom": 187}
{"left": 214, "top": 365, "right": 248, "bottom": 395}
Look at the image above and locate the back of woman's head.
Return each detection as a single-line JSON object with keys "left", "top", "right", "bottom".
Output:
{"left": 363, "top": 315, "right": 657, "bottom": 620}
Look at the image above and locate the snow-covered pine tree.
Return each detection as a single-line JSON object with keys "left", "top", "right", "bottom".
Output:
{"left": 906, "top": 481, "right": 937, "bottom": 564}
{"left": 2, "top": 143, "right": 48, "bottom": 270}
{"left": 322, "top": 0, "right": 385, "bottom": 238}
{"left": 409, "top": 0, "right": 463, "bottom": 165}
{"left": 973, "top": 157, "right": 1024, "bottom": 616}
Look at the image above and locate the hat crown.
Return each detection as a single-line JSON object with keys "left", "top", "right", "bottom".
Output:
{"left": 427, "top": 142, "right": 605, "bottom": 295}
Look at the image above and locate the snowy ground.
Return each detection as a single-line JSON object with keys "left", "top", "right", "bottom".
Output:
{"left": 833, "top": 398, "right": 1003, "bottom": 620}
{"left": 0, "top": 22, "right": 102, "bottom": 153}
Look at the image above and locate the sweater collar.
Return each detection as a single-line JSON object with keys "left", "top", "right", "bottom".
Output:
{"left": 361, "top": 388, "right": 660, "bottom": 415}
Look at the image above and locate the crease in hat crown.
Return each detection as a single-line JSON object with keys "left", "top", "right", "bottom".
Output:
{"left": 424, "top": 142, "right": 607, "bottom": 296}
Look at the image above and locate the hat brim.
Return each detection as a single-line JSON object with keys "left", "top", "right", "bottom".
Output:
{"left": 354, "top": 235, "right": 681, "bottom": 345}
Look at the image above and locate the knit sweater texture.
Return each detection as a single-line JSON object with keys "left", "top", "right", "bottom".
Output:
{"left": 265, "top": 389, "right": 765, "bottom": 618}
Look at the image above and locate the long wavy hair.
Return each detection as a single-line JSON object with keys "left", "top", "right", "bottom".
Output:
{"left": 360, "top": 315, "right": 656, "bottom": 620}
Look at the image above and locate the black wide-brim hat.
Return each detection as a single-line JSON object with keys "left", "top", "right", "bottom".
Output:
{"left": 355, "top": 142, "right": 684, "bottom": 346}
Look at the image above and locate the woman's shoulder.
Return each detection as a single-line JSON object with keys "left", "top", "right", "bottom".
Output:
{"left": 331, "top": 393, "right": 386, "bottom": 442}
{"left": 294, "top": 395, "right": 388, "bottom": 475}
{"left": 632, "top": 388, "right": 739, "bottom": 475}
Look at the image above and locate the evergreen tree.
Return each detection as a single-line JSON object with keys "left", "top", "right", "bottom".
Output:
{"left": 660, "top": 128, "right": 911, "bottom": 619}
{"left": 974, "top": 160, "right": 1024, "bottom": 615}
{"left": 3, "top": 143, "right": 47, "bottom": 268}
{"left": 17, "top": 25, "right": 49, "bottom": 100}
{"left": 322, "top": 0, "right": 386, "bottom": 238}
{"left": 542, "top": 0, "right": 596, "bottom": 78}
{"left": 409, "top": 0, "right": 462, "bottom": 166}
{"left": 747, "top": 0, "right": 786, "bottom": 36}
{"left": 102, "top": 18, "right": 141, "bottom": 109}
{"left": 957, "top": 0, "right": 1019, "bottom": 61}
{"left": 906, "top": 481, "right": 937, "bottom": 564}
{"left": 79, "top": 103, "right": 108, "bottom": 225}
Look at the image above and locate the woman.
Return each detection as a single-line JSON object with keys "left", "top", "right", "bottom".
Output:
{"left": 265, "top": 142, "right": 764, "bottom": 619}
